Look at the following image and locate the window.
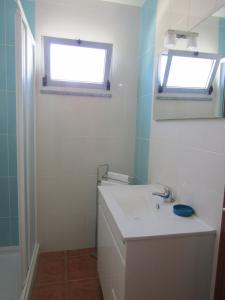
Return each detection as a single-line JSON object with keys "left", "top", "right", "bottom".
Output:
{"left": 158, "top": 50, "right": 221, "bottom": 95}
{"left": 43, "top": 36, "right": 113, "bottom": 90}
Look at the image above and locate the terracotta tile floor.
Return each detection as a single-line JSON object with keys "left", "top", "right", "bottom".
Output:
{"left": 30, "top": 248, "right": 104, "bottom": 300}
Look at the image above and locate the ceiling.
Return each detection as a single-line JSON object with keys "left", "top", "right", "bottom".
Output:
{"left": 102, "top": 0, "right": 145, "bottom": 7}
{"left": 213, "top": 5, "right": 225, "bottom": 18}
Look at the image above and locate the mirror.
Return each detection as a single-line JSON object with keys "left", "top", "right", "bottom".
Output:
{"left": 154, "top": 6, "right": 225, "bottom": 120}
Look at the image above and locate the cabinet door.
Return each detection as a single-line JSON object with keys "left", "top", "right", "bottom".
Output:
{"left": 98, "top": 206, "right": 114, "bottom": 300}
{"left": 98, "top": 206, "right": 125, "bottom": 300}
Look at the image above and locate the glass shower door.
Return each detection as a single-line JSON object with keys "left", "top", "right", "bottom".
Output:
{"left": 16, "top": 7, "right": 37, "bottom": 286}
{"left": 24, "top": 19, "right": 36, "bottom": 267}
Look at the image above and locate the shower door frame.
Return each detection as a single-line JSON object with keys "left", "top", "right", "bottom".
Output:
{"left": 15, "top": 0, "right": 38, "bottom": 289}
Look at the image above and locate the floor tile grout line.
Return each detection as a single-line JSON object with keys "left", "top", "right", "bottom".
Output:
{"left": 35, "top": 276, "right": 99, "bottom": 288}
{"left": 67, "top": 276, "right": 99, "bottom": 282}
{"left": 34, "top": 280, "right": 67, "bottom": 288}
{"left": 31, "top": 249, "right": 101, "bottom": 300}
{"left": 65, "top": 252, "right": 68, "bottom": 281}
{"left": 65, "top": 250, "right": 69, "bottom": 300}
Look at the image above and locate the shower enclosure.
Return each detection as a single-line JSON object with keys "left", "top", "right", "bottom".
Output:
{"left": 0, "top": 1, "right": 37, "bottom": 299}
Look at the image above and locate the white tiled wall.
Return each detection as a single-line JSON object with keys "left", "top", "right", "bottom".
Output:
{"left": 216, "top": 0, "right": 225, "bottom": 9}
{"left": 150, "top": 0, "right": 225, "bottom": 297}
{"left": 36, "top": 0, "right": 140, "bottom": 251}
{"left": 188, "top": 0, "right": 216, "bottom": 29}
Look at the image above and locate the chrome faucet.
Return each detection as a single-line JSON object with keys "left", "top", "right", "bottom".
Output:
{"left": 152, "top": 185, "right": 175, "bottom": 203}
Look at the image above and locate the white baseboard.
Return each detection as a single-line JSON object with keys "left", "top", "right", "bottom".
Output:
{"left": 20, "top": 243, "right": 40, "bottom": 300}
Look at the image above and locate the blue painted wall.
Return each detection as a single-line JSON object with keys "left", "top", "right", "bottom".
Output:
{"left": 219, "top": 18, "right": 225, "bottom": 56}
{"left": 134, "top": 0, "right": 157, "bottom": 184}
{"left": 0, "top": 0, "right": 35, "bottom": 247}
{"left": 21, "top": 0, "right": 35, "bottom": 36}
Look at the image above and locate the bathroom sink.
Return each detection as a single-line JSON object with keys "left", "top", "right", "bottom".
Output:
{"left": 98, "top": 184, "right": 215, "bottom": 300}
{"left": 98, "top": 184, "right": 215, "bottom": 240}
{"left": 110, "top": 187, "right": 168, "bottom": 217}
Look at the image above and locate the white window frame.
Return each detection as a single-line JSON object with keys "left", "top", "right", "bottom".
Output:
{"left": 43, "top": 36, "right": 113, "bottom": 91}
{"left": 158, "top": 50, "right": 221, "bottom": 96}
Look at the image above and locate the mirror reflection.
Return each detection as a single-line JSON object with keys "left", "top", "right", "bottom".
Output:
{"left": 154, "top": 6, "right": 225, "bottom": 120}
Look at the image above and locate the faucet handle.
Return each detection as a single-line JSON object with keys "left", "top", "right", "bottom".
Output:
{"left": 152, "top": 184, "right": 175, "bottom": 203}
{"left": 152, "top": 190, "right": 170, "bottom": 198}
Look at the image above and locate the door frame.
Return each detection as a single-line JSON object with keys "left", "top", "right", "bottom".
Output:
{"left": 16, "top": 8, "right": 27, "bottom": 283}
{"left": 214, "top": 189, "right": 225, "bottom": 300}
{"left": 15, "top": 0, "right": 37, "bottom": 286}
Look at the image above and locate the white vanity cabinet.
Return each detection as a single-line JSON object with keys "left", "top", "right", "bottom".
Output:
{"left": 97, "top": 187, "right": 215, "bottom": 300}
{"left": 98, "top": 205, "right": 125, "bottom": 300}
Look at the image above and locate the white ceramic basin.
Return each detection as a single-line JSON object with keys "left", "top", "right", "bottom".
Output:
{"left": 98, "top": 184, "right": 215, "bottom": 240}
{"left": 111, "top": 187, "right": 162, "bottom": 217}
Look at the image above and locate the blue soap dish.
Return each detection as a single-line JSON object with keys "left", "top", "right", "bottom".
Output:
{"left": 173, "top": 204, "right": 194, "bottom": 217}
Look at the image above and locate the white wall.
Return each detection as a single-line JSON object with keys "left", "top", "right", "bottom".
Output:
{"left": 150, "top": 0, "right": 225, "bottom": 297}
{"left": 36, "top": 0, "right": 140, "bottom": 251}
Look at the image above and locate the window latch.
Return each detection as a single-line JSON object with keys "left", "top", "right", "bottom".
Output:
{"left": 42, "top": 75, "right": 48, "bottom": 86}
{"left": 158, "top": 85, "right": 163, "bottom": 93}
{"left": 208, "top": 85, "right": 213, "bottom": 95}
{"left": 107, "top": 80, "right": 111, "bottom": 91}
